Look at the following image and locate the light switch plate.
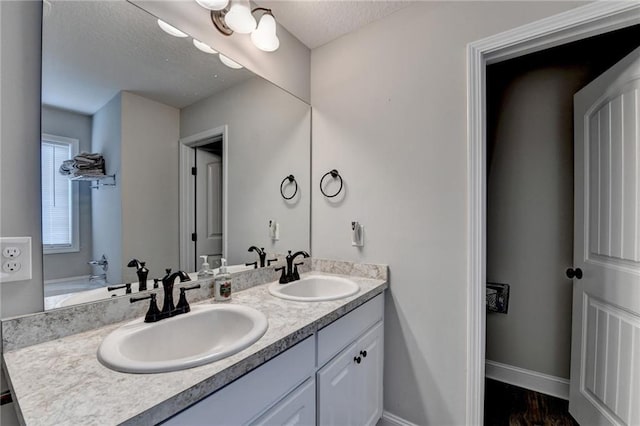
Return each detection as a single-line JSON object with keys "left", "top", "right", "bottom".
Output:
{"left": 0, "top": 237, "right": 32, "bottom": 283}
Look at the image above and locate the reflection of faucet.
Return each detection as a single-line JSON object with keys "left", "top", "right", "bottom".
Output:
{"left": 248, "top": 246, "right": 267, "bottom": 267}
{"left": 160, "top": 270, "right": 191, "bottom": 319}
{"left": 88, "top": 254, "right": 108, "bottom": 272}
{"left": 285, "top": 250, "right": 309, "bottom": 282}
{"left": 127, "top": 259, "right": 149, "bottom": 291}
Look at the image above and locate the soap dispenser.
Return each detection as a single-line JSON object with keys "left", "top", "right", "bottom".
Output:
{"left": 197, "top": 255, "right": 214, "bottom": 279}
{"left": 214, "top": 258, "right": 232, "bottom": 302}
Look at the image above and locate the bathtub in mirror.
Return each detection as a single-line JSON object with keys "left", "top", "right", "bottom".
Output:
{"left": 41, "top": 1, "right": 310, "bottom": 309}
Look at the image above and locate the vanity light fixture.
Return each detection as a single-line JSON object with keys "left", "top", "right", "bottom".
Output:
{"left": 199, "top": 0, "right": 280, "bottom": 52}
{"left": 193, "top": 39, "right": 218, "bottom": 54}
{"left": 219, "top": 54, "right": 243, "bottom": 69}
{"left": 157, "top": 19, "right": 188, "bottom": 38}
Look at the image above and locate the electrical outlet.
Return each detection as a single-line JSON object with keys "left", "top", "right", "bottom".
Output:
{"left": 2, "top": 261, "right": 21, "bottom": 273}
{"left": 0, "top": 237, "right": 32, "bottom": 283}
{"left": 2, "top": 246, "right": 21, "bottom": 258}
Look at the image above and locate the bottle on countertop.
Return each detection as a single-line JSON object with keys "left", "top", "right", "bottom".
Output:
{"left": 214, "top": 258, "right": 232, "bottom": 302}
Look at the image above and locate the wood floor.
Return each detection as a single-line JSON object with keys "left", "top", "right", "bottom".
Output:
{"left": 484, "top": 379, "right": 579, "bottom": 426}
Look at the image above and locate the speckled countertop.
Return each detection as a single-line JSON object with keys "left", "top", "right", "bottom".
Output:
{"left": 3, "top": 267, "right": 387, "bottom": 426}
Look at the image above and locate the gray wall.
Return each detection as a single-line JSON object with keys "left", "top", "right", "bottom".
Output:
{"left": 120, "top": 92, "right": 180, "bottom": 283}
{"left": 180, "top": 77, "right": 311, "bottom": 264}
{"left": 41, "top": 106, "right": 93, "bottom": 281}
{"left": 91, "top": 93, "right": 123, "bottom": 284}
{"left": 310, "top": 2, "right": 584, "bottom": 424}
{"left": 0, "top": 0, "right": 44, "bottom": 318}
{"left": 132, "top": 0, "right": 311, "bottom": 104}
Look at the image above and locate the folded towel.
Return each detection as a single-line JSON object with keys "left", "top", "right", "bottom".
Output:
{"left": 59, "top": 153, "right": 105, "bottom": 176}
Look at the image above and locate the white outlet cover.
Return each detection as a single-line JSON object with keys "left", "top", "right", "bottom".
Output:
{"left": 0, "top": 237, "right": 32, "bottom": 283}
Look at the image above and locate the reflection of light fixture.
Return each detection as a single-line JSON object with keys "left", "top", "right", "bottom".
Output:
{"left": 193, "top": 39, "right": 218, "bottom": 55}
{"left": 219, "top": 54, "right": 243, "bottom": 69}
{"left": 201, "top": 1, "right": 280, "bottom": 52}
{"left": 195, "top": 0, "right": 229, "bottom": 11}
{"left": 157, "top": 19, "right": 188, "bottom": 38}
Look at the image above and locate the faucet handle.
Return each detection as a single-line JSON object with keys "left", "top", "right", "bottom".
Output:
{"left": 174, "top": 284, "right": 202, "bottom": 315}
{"left": 267, "top": 258, "right": 278, "bottom": 266}
{"left": 107, "top": 283, "right": 132, "bottom": 294}
{"left": 293, "top": 262, "right": 304, "bottom": 281}
{"left": 130, "top": 293, "right": 161, "bottom": 323}
{"left": 275, "top": 266, "right": 288, "bottom": 284}
{"left": 245, "top": 261, "right": 258, "bottom": 269}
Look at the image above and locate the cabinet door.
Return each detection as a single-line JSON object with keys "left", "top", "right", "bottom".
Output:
{"left": 251, "top": 378, "right": 315, "bottom": 426}
{"left": 356, "top": 321, "right": 384, "bottom": 426}
{"left": 317, "top": 341, "right": 359, "bottom": 426}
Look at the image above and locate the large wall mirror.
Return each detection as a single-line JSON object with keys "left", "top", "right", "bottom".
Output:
{"left": 41, "top": 1, "right": 310, "bottom": 310}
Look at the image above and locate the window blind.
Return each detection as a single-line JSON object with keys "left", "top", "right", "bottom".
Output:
{"left": 41, "top": 141, "right": 73, "bottom": 247}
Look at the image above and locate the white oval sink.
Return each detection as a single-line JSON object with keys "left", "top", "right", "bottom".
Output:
{"left": 97, "top": 304, "right": 268, "bottom": 373}
{"left": 269, "top": 274, "right": 359, "bottom": 302}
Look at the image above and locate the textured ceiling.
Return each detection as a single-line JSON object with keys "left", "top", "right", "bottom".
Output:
{"left": 43, "top": 1, "right": 253, "bottom": 115}
{"left": 255, "top": 0, "right": 410, "bottom": 49}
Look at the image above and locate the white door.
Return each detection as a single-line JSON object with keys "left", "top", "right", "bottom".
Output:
{"left": 195, "top": 147, "right": 223, "bottom": 267}
{"left": 570, "top": 46, "right": 640, "bottom": 426}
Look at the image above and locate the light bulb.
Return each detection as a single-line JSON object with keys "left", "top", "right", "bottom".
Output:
{"left": 251, "top": 13, "right": 279, "bottom": 52}
{"left": 219, "top": 54, "right": 243, "bottom": 69}
{"left": 157, "top": 19, "right": 188, "bottom": 38}
{"left": 195, "top": 0, "right": 229, "bottom": 11}
{"left": 193, "top": 39, "right": 218, "bottom": 55}
{"left": 224, "top": 0, "right": 256, "bottom": 34}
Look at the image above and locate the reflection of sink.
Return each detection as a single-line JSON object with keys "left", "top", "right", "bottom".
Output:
{"left": 98, "top": 304, "right": 268, "bottom": 373}
{"left": 269, "top": 275, "right": 359, "bottom": 302}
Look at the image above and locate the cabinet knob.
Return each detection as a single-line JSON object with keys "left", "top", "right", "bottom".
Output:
{"left": 354, "top": 356, "right": 361, "bottom": 364}
{"left": 360, "top": 350, "right": 367, "bottom": 358}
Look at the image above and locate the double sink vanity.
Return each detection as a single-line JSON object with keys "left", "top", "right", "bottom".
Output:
{"left": 1, "top": 258, "right": 387, "bottom": 425}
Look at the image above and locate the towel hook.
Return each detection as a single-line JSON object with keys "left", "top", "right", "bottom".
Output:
{"left": 320, "top": 169, "right": 343, "bottom": 198}
{"left": 280, "top": 174, "right": 298, "bottom": 200}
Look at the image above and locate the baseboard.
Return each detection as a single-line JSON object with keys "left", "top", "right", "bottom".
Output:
{"left": 378, "top": 410, "right": 420, "bottom": 426}
{"left": 485, "top": 360, "right": 570, "bottom": 400}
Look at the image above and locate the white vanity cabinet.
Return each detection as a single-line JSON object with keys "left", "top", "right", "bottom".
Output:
{"left": 162, "top": 293, "right": 384, "bottom": 426}
{"left": 316, "top": 295, "right": 384, "bottom": 426}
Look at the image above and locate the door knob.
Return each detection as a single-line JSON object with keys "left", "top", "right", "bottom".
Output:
{"left": 566, "top": 268, "right": 583, "bottom": 279}
{"left": 360, "top": 350, "right": 367, "bottom": 358}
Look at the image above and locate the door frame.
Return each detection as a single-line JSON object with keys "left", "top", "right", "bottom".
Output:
{"left": 179, "top": 125, "right": 229, "bottom": 272}
{"left": 466, "top": 3, "right": 640, "bottom": 425}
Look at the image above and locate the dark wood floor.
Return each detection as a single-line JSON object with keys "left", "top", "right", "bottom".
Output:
{"left": 484, "top": 379, "right": 579, "bottom": 426}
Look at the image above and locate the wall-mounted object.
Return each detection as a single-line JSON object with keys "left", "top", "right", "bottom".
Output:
{"left": 269, "top": 220, "right": 279, "bottom": 241}
{"left": 280, "top": 174, "right": 298, "bottom": 200}
{"left": 70, "top": 174, "right": 116, "bottom": 190}
{"left": 486, "top": 282, "right": 510, "bottom": 314}
{"left": 195, "top": 0, "right": 280, "bottom": 52}
{"left": 320, "top": 169, "right": 343, "bottom": 198}
{"left": 351, "top": 221, "right": 364, "bottom": 247}
{"left": 0, "top": 237, "right": 32, "bottom": 283}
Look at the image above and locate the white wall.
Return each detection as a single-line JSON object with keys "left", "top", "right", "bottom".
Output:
{"left": 91, "top": 93, "right": 123, "bottom": 284}
{"left": 132, "top": 0, "right": 310, "bottom": 104}
{"left": 180, "top": 77, "right": 310, "bottom": 264}
{"left": 310, "top": 2, "right": 584, "bottom": 424}
{"left": 120, "top": 92, "right": 180, "bottom": 283}
{"left": 41, "top": 106, "right": 93, "bottom": 281}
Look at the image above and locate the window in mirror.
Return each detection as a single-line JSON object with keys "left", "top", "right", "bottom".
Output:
{"left": 41, "top": 134, "right": 79, "bottom": 254}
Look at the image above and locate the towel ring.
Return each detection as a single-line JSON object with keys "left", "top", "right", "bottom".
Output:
{"left": 280, "top": 175, "right": 298, "bottom": 200}
{"left": 320, "top": 169, "right": 343, "bottom": 198}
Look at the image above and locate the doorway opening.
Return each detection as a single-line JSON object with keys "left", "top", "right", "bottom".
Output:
{"left": 483, "top": 24, "right": 640, "bottom": 425}
{"left": 179, "top": 126, "right": 228, "bottom": 273}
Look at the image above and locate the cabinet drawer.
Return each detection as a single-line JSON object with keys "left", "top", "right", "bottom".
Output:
{"left": 163, "top": 336, "right": 315, "bottom": 426}
{"left": 317, "top": 293, "right": 384, "bottom": 367}
{"left": 250, "top": 378, "right": 315, "bottom": 426}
